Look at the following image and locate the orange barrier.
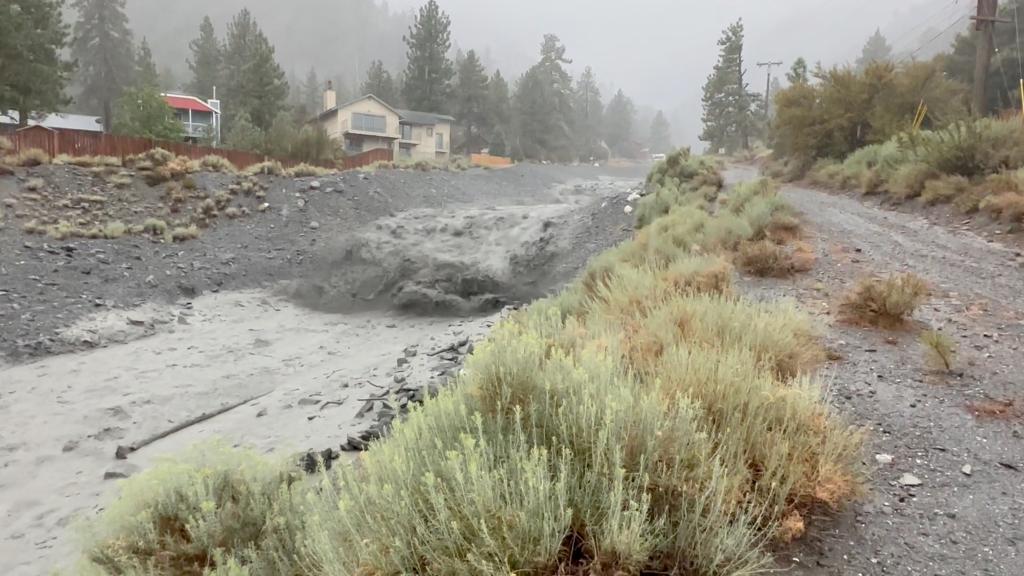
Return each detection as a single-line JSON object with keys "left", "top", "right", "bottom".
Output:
{"left": 470, "top": 153, "right": 513, "bottom": 168}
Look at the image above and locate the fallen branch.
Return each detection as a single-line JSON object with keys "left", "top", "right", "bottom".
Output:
{"left": 427, "top": 344, "right": 457, "bottom": 357}
{"left": 115, "top": 390, "right": 273, "bottom": 460}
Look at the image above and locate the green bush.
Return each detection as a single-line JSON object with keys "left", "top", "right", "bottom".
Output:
{"left": 921, "top": 174, "right": 970, "bottom": 205}
{"left": 888, "top": 163, "right": 939, "bottom": 201}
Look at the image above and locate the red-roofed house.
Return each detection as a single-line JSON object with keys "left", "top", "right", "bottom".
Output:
{"left": 162, "top": 93, "right": 222, "bottom": 144}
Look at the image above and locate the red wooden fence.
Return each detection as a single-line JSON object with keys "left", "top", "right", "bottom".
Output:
{"left": 6, "top": 126, "right": 393, "bottom": 172}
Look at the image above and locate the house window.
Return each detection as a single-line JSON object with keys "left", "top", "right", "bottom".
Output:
{"left": 352, "top": 113, "right": 387, "bottom": 133}
{"left": 435, "top": 132, "right": 444, "bottom": 150}
{"left": 426, "top": 127, "right": 433, "bottom": 137}
{"left": 400, "top": 124, "right": 413, "bottom": 140}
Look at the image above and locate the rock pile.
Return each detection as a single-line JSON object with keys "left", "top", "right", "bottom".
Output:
{"left": 337, "top": 336, "right": 477, "bottom": 453}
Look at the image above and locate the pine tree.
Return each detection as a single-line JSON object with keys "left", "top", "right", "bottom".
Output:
{"left": 302, "top": 67, "right": 321, "bottom": 114}
{"left": 187, "top": 16, "right": 221, "bottom": 99}
{"left": 573, "top": 66, "right": 604, "bottom": 160}
{"left": 159, "top": 65, "right": 178, "bottom": 92}
{"left": 700, "top": 19, "right": 758, "bottom": 153}
{"left": 0, "top": 0, "right": 75, "bottom": 125}
{"left": 454, "top": 50, "right": 489, "bottom": 152}
{"left": 112, "top": 83, "right": 182, "bottom": 140}
{"left": 486, "top": 69, "right": 512, "bottom": 155}
{"left": 649, "top": 110, "right": 672, "bottom": 155}
{"left": 401, "top": 0, "right": 454, "bottom": 113}
{"left": 71, "top": 0, "right": 136, "bottom": 131}
{"left": 221, "top": 9, "right": 288, "bottom": 132}
{"left": 513, "top": 34, "right": 576, "bottom": 161}
{"left": 604, "top": 89, "right": 635, "bottom": 157}
{"left": 224, "top": 110, "right": 263, "bottom": 152}
{"left": 857, "top": 28, "right": 893, "bottom": 69}
{"left": 786, "top": 57, "right": 809, "bottom": 85}
{"left": 361, "top": 60, "right": 398, "bottom": 104}
{"left": 135, "top": 37, "right": 159, "bottom": 88}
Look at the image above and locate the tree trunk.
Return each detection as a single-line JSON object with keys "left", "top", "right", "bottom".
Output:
{"left": 103, "top": 99, "right": 113, "bottom": 133}
{"left": 17, "top": 107, "right": 29, "bottom": 128}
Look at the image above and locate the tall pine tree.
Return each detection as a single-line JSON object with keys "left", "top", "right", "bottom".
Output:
{"left": 514, "top": 34, "right": 576, "bottom": 161}
{"left": 649, "top": 110, "right": 672, "bottom": 154}
{"left": 573, "top": 66, "right": 604, "bottom": 161}
{"left": 786, "top": 57, "right": 809, "bottom": 85}
{"left": 361, "top": 60, "right": 398, "bottom": 104}
{"left": 135, "top": 37, "right": 159, "bottom": 88}
{"left": 302, "top": 67, "right": 322, "bottom": 114}
{"left": 401, "top": 0, "right": 454, "bottom": 113}
{"left": 454, "top": 49, "right": 489, "bottom": 152}
{"left": 221, "top": 9, "right": 288, "bottom": 132}
{"left": 72, "top": 0, "right": 135, "bottom": 131}
{"left": 187, "top": 16, "right": 221, "bottom": 99}
{"left": 604, "top": 89, "right": 635, "bottom": 157}
{"left": 856, "top": 28, "right": 893, "bottom": 69}
{"left": 486, "top": 69, "right": 511, "bottom": 155}
{"left": 0, "top": 0, "right": 75, "bottom": 124}
{"left": 700, "top": 19, "right": 757, "bottom": 153}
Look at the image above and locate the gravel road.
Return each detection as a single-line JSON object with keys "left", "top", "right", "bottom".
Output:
{"left": 728, "top": 166, "right": 1024, "bottom": 576}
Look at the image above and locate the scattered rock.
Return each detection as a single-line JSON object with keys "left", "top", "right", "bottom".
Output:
{"left": 103, "top": 462, "right": 140, "bottom": 480}
{"left": 61, "top": 440, "right": 79, "bottom": 453}
{"left": 898, "top": 473, "right": 923, "bottom": 487}
{"left": 309, "top": 221, "right": 320, "bottom": 231}
{"left": 961, "top": 464, "right": 973, "bottom": 476}
{"left": 397, "top": 357, "right": 409, "bottom": 367}
{"left": 875, "top": 453, "right": 894, "bottom": 465}
{"left": 297, "top": 397, "right": 321, "bottom": 407}
{"left": 309, "top": 181, "right": 321, "bottom": 190}
{"left": 256, "top": 408, "right": 268, "bottom": 418}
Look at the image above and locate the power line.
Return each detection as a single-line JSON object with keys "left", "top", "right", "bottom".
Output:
{"left": 892, "top": 0, "right": 964, "bottom": 53}
{"left": 908, "top": 14, "right": 970, "bottom": 58}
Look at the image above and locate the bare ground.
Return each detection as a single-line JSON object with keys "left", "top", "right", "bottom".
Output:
{"left": 726, "top": 166, "right": 1024, "bottom": 576}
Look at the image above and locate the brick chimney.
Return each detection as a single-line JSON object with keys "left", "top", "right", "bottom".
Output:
{"left": 323, "top": 80, "right": 337, "bottom": 112}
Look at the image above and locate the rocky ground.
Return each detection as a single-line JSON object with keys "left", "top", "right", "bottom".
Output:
{"left": 0, "top": 161, "right": 647, "bottom": 575}
{"left": 725, "top": 166, "right": 1023, "bottom": 575}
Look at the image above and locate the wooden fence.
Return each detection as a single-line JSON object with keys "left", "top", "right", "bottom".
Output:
{"left": 470, "top": 153, "right": 514, "bottom": 168}
{"left": 5, "top": 125, "right": 393, "bottom": 172}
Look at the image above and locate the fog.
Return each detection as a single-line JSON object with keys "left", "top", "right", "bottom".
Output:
{"left": 127, "top": 0, "right": 969, "bottom": 147}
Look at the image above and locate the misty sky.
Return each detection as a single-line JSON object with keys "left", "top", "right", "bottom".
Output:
{"left": 383, "top": 0, "right": 969, "bottom": 147}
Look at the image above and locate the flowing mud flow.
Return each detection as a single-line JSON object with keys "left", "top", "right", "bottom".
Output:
{"left": 0, "top": 164, "right": 644, "bottom": 575}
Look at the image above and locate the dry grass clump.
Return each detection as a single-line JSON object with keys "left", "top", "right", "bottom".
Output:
{"left": 105, "top": 172, "right": 134, "bottom": 189}
{"left": 0, "top": 135, "right": 12, "bottom": 153}
{"left": 980, "top": 192, "right": 1024, "bottom": 223}
{"left": 920, "top": 329, "right": 956, "bottom": 372}
{"left": 737, "top": 240, "right": 796, "bottom": 277}
{"left": 81, "top": 159, "right": 862, "bottom": 576}
{"left": 168, "top": 225, "right": 201, "bottom": 242}
{"left": 243, "top": 160, "right": 285, "bottom": 176}
{"left": 8, "top": 147, "right": 50, "bottom": 167}
{"left": 286, "top": 163, "right": 331, "bottom": 177}
{"left": 966, "top": 398, "right": 1021, "bottom": 420}
{"left": 920, "top": 175, "right": 969, "bottom": 206}
{"left": 23, "top": 177, "right": 45, "bottom": 191}
{"left": 888, "top": 163, "right": 939, "bottom": 201}
{"left": 840, "top": 273, "right": 929, "bottom": 327}
{"left": 53, "top": 154, "right": 121, "bottom": 168}
{"left": 199, "top": 154, "right": 237, "bottom": 173}
{"left": 102, "top": 221, "right": 127, "bottom": 239}
{"left": 141, "top": 218, "right": 168, "bottom": 235}
{"left": 126, "top": 147, "right": 175, "bottom": 168}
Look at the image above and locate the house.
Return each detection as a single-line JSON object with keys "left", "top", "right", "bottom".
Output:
{"left": 1, "top": 110, "right": 104, "bottom": 134}
{"left": 315, "top": 85, "right": 453, "bottom": 162}
{"left": 162, "top": 93, "right": 222, "bottom": 144}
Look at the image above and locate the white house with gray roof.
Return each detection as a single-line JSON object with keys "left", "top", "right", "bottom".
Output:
{"left": 314, "top": 86, "right": 453, "bottom": 162}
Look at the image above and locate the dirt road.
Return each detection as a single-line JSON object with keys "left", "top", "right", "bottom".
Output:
{"left": 0, "top": 164, "right": 643, "bottom": 575}
{"left": 727, "top": 166, "right": 1024, "bottom": 575}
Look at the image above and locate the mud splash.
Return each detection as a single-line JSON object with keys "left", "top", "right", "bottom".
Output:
{"left": 285, "top": 204, "right": 571, "bottom": 315}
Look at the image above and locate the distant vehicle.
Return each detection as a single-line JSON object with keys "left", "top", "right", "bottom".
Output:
{"left": 651, "top": 153, "right": 666, "bottom": 162}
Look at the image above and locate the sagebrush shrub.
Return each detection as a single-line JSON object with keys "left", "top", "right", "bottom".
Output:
{"left": 840, "top": 273, "right": 929, "bottom": 327}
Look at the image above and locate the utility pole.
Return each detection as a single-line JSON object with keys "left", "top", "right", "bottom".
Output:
{"left": 971, "top": 0, "right": 1011, "bottom": 115}
{"left": 757, "top": 61, "right": 783, "bottom": 118}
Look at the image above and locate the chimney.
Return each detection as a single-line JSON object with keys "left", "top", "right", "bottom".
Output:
{"left": 323, "top": 80, "right": 337, "bottom": 112}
